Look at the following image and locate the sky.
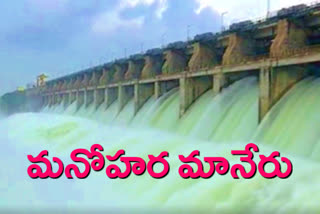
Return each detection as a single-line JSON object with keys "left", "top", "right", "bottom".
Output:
{"left": 0, "top": 0, "right": 316, "bottom": 95}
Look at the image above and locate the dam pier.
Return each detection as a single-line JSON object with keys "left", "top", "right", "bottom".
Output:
{"left": 3, "top": 3, "right": 320, "bottom": 122}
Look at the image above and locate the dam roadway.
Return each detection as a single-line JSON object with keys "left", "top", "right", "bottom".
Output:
{"left": 6, "top": 3, "right": 320, "bottom": 122}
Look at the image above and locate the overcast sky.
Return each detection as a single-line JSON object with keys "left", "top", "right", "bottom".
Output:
{"left": 0, "top": 0, "right": 316, "bottom": 95}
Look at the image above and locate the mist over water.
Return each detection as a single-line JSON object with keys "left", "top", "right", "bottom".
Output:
{"left": 2, "top": 76, "right": 320, "bottom": 213}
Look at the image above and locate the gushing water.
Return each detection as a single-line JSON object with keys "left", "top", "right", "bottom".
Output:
{"left": 254, "top": 77, "right": 320, "bottom": 161}
{"left": 1, "top": 77, "right": 320, "bottom": 213}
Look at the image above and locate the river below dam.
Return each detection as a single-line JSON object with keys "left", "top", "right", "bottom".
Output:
{"left": 1, "top": 77, "right": 320, "bottom": 213}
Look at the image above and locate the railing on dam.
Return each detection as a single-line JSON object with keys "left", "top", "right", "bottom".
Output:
{"left": 43, "top": 45, "right": 320, "bottom": 92}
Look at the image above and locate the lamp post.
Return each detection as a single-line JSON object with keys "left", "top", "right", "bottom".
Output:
{"left": 267, "top": 0, "right": 271, "bottom": 18}
{"left": 161, "top": 33, "right": 166, "bottom": 48}
{"left": 221, "top": 11, "right": 228, "bottom": 31}
{"left": 187, "top": 25, "right": 192, "bottom": 41}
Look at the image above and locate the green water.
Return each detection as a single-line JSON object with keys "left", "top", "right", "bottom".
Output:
{"left": 254, "top": 77, "right": 320, "bottom": 160}
{"left": 2, "top": 76, "right": 320, "bottom": 213}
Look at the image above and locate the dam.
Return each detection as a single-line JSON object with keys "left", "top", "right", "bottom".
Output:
{"left": 2, "top": 3, "right": 320, "bottom": 123}
{"left": 1, "top": 3, "right": 320, "bottom": 213}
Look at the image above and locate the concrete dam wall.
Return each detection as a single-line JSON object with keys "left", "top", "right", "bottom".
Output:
{"left": 2, "top": 4, "right": 320, "bottom": 123}
{"left": 2, "top": 3, "right": 320, "bottom": 212}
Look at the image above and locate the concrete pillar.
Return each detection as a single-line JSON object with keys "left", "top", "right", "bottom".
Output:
{"left": 154, "top": 81, "right": 161, "bottom": 99}
{"left": 63, "top": 93, "right": 70, "bottom": 109}
{"left": 70, "top": 92, "right": 76, "bottom": 104}
{"left": 179, "top": 76, "right": 212, "bottom": 117}
{"left": 99, "top": 67, "right": 114, "bottom": 86}
{"left": 76, "top": 91, "right": 85, "bottom": 110}
{"left": 106, "top": 87, "right": 118, "bottom": 108}
{"left": 58, "top": 94, "right": 64, "bottom": 105}
{"left": 58, "top": 94, "right": 63, "bottom": 106}
{"left": 118, "top": 85, "right": 134, "bottom": 113}
{"left": 259, "top": 65, "right": 306, "bottom": 122}
{"left": 270, "top": 19, "right": 307, "bottom": 59}
{"left": 213, "top": 72, "right": 226, "bottom": 96}
{"left": 83, "top": 90, "right": 87, "bottom": 108}
{"left": 74, "top": 76, "right": 83, "bottom": 90}
{"left": 53, "top": 94, "right": 57, "bottom": 106}
{"left": 124, "top": 57, "right": 144, "bottom": 80}
{"left": 89, "top": 71, "right": 100, "bottom": 87}
{"left": 60, "top": 80, "right": 68, "bottom": 91}
{"left": 53, "top": 93, "right": 58, "bottom": 106}
{"left": 179, "top": 77, "right": 192, "bottom": 117}
{"left": 99, "top": 69, "right": 108, "bottom": 86}
{"left": 259, "top": 66, "right": 272, "bottom": 122}
{"left": 48, "top": 94, "right": 53, "bottom": 107}
{"left": 50, "top": 94, "right": 54, "bottom": 106}
{"left": 113, "top": 63, "right": 128, "bottom": 83}
{"left": 57, "top": 81, "right": 63, "bottom": 92}
{"left": 134, "top": 83, "right": 154, "bottom": 115}
{"left": 141, "top": 54, "right": 163, "bottom": 79}
{"left": 162, "top": 50, "right": 187, "bottom": 74}
{"left": 85, "top": 90, "right": 94, "bottom": 107}
{"left": 43, "top": 96, "right": 48, "bottom": 108}
{"left": 52, "top": 82, "right": 59, "bottom": 93}
{"left": 48, "top": 95, "right": 51, "bottom": 107}
{"left": 66, "top": 79, "right": 72, "bottom": 90}
{"left": 46, "top": 95, "right": 50, "bottom": 107}
{"left": 222, "top": 33, "right": 255, "bottom": 66}
{"left": 82, "top": 74, "right": 90, "bottom": 89}
{"left": 94, "top": 89, "right": 105, "bottom": 109}
{"left": 188, "top": 42, "right": 217, "bottom": 72}
{"left": 55, "top": 94, "right": 59, "bottom": 105}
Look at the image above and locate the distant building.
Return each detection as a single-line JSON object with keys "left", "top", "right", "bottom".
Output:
{"left": 37, "top": 74, "right": 48, "bottom": 87}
